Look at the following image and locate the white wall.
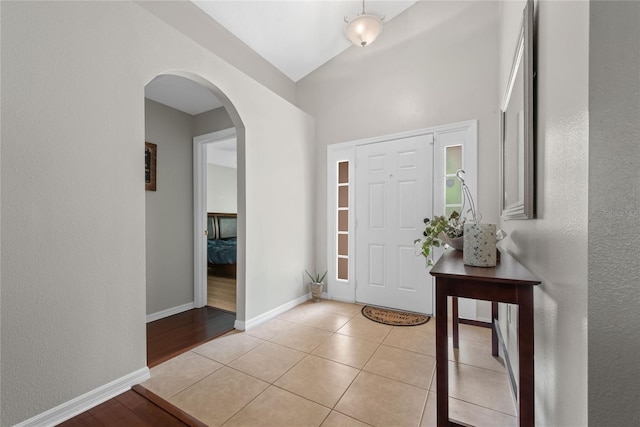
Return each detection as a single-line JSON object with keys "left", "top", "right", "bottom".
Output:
{"left": 588, "top": 1, "right": 640, "bottom": 424}
{"left": 498, "top": 1, "right": 588, "bottom": 424}
{"left": 0, "top": 1, "right": 314, "bottom": 425}
{"left": 296, "top": 0, "right": 499, "bottom": 317}
{"left": 145, "top": 99, "right": 195, "bottom": 315}
{"left": 207, "top": 163, "right": 237, "bottom": 213}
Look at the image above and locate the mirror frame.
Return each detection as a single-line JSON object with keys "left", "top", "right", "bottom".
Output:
{"left": 500, "top": 0, "right": 535, "bottom": 220}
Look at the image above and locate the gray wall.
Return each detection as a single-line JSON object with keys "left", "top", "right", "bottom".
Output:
{"left": 145, "top": 99, "right": 195, "bottom": 315}
{"left": 296, "top": 0, "right": 500, "bottom": 279}
{"left": 0, "top": 1, "right": 315, "bottom": 425}
{"left": 193, "top": 106, "right": 235, "bottom": 137}
{"left": 498, "top": 0, "right": 588, "bottom": 424}
{"left": 589, "top": 1, "right": 640, "bottom": 424}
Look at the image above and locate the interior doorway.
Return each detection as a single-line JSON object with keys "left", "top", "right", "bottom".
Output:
{"left": 193, "top": 128, "right": 240, "bottom": 317}
{"left": 202, "top": 132, "right": 238, "bottom": 313}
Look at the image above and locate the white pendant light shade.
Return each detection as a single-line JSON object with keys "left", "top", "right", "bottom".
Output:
{"left": 346, "top": 14, "right": 383, "bottom": 47}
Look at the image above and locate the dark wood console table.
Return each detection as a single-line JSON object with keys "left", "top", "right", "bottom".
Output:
{"left": 430, "top": 249, "right": 540, "bottom": 427}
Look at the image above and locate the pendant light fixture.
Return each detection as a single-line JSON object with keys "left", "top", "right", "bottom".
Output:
{"left": 344, "top": 0, "right": 385, "bottom": 47}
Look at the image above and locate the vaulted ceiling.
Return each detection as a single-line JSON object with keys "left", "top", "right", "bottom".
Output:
{"left": 145, "top": 1, "right": 418, "bottom": 115}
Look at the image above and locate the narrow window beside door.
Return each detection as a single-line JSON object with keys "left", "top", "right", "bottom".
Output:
{"left": 337, "top": 161, "right": 349, "bottom": 280}
{"left": 444, "top": 146, "right": 463, "bottom": 216}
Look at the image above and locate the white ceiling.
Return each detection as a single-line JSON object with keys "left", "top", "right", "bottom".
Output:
{"left": 192, "top": 0, "right": 418, "bottom": 82}
{"left": 144, "top": 1, "right": 418, "bottom": 115}
{"left": 145, "top": 74, "right": 224, "bottom": 115}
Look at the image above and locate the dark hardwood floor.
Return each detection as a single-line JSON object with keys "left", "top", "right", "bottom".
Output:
{"left": 59, "top": 307, "right": 235, "bottom": 426}
{"left": 58, "top": 386, "right": 206, "bottom": 427}
{"left": 147, "top": 306, "right": 236, "bottom": 367}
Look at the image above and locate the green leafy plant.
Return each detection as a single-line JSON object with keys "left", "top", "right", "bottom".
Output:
{"left": 415, "top": 169, "right": 482, "bottom": 266}
{"left": 305, "top": 269, "right": 328, "bottom": 284}
{"left": 417, "top": 211, "right": 464, "bottom": 266}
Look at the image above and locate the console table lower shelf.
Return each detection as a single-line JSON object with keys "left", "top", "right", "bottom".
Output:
{"left": 429, "top": 249, "right": 540, "bottom": 427}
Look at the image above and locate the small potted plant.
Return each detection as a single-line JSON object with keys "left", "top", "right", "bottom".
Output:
{"left": 417, "top": 211, "right": 465, "bottom": 266}
{"left": 305, "top": 269, "right": 327, "bottom": 302}
{"left": 416, "top": 170, "right": 478, "bottom": 266}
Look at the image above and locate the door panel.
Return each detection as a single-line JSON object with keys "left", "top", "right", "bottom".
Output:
{"left": 369, "top": 183, "right": 386, "bottom": 228}
{"left": 355, "top": 135, "right": 433, "bottom": 314}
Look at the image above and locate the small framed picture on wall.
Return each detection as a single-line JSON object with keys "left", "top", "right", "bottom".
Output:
{"left": 145, "top": 142, "right": 157, "bottom": 191}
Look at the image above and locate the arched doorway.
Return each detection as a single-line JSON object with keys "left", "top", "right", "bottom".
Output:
{"left": 144, "top": 72, "right": 246, "bottom": 364}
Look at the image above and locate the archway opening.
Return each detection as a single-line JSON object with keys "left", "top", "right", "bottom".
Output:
{"left": 143, "top": 72, "right": 246, "bottom": 366}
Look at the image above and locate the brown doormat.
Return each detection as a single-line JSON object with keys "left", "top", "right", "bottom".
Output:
{"left": 361, "top": 305, "right": 430, "bottom": 326}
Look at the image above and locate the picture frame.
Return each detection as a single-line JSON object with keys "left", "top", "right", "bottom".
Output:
{"left": 500, "top": 0, "right": 535, "bottom": 220}
{"left": 145, "top": 142, "right": 157, "bottom": 191}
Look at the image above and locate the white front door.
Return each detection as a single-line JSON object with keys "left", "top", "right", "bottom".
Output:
{"left": 355, "top": 135, "right": 433, "bottom": 314}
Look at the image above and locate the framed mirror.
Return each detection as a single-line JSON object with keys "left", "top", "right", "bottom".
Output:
{"left": 500, "top": 0, "right": 535, "bottom": 220}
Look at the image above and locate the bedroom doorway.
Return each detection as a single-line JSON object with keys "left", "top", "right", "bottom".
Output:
{"left": 194, "top": 128, "right": 238, "bottom": 315}
{"left": 205, "top": 137, "right": 238, "bottom": 313}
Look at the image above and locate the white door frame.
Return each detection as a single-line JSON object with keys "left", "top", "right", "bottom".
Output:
{"left": 193, "top": 128, "right": 237, "bottom": 308}
{"left": 326, "top": 120, "right": 477, "bottom": 315}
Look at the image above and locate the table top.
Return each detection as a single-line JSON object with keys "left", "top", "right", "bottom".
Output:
{"left": 430, "top": 249, "right": 541, "bottom": 286}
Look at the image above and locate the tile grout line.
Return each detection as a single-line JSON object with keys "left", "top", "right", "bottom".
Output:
{"left": 148, "top": 300, "right": 515, "bottom": 426}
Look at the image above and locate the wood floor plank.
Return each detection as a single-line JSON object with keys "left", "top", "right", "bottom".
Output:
{"left": 58, "top": 410, "right": 104, "bottom": 426}
{"left": 147, "top": 306, "right": 235, "bottom": 367}
{"left": 207, "top": 274, "right": 237, "bottom": 312}
{"left": 115, "top": 390, "right": 191, "bottom": 427}
{"left": 87, "top": 395, "right": 152, "bottom": 427}
{"left": 132, "top": 385, "right": 208, "bottom": 427}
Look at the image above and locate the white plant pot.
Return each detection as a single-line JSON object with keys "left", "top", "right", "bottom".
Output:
{"left": 463, "top": 223, "right": 497, "bottom": 267}
{"left": 309, "top": 282, "right": 323, "bottom": 302}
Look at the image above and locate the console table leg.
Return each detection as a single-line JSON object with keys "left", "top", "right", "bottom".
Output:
{"left": 518, "top": 288, "right": 535, "bottom": 426}
{"left": 436, "top": 281, "right": 450, "bottom": 425}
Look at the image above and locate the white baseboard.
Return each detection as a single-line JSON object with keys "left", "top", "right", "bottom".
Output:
{"left": 327, "top": 294, "right": 355, "bottom": 304}
{"left": 236, "top": 293, "right": 311, "bottom": 331}
{"left": 14, "top": 367, "right": 150, "bottom": 427}
{"left": 146, "top": 301, "right": 194, "bottom": 323}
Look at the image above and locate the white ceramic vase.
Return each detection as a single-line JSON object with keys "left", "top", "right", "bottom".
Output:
{"left": 463, "top": 223, "right": 497, "bottom": 267}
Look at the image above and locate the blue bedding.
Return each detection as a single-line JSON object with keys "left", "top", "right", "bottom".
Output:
{"left": 208, "top": 238, "right": 237, "bottom": 264}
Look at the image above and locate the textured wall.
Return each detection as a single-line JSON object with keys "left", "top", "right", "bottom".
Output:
{"left": 0, "top": 1, "right": 314, "bottom": 425}
{"left": 498, "top": 1, "right": 589, "bottom": 424}
{"left": 145, "top": 99, "right": 195, "bottom": 315}
{"left": 589, "top": 1, "right": 640, "bottom": 424}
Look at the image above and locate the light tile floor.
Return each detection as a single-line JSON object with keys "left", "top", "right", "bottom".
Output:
{"left": 142, "top": 300, "right": 517, "bottom": 427}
